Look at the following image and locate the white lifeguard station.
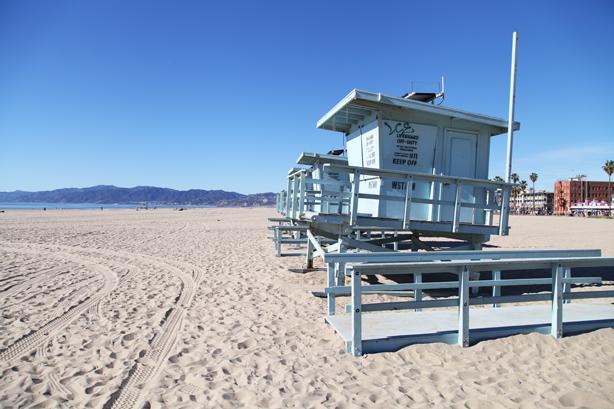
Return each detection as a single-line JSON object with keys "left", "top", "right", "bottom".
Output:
{"left": 272, "top": 87, "right": 519, "bottom": 269}
{"left": 313, "top": 88, "right": 517, "bottom": 244}
{"left": 272, "top": 88, "right": 519, "bottom": 261}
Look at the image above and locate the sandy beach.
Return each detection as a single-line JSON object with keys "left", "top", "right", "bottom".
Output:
{"left": 1, "top": 208, "right": 613, "bottom": 408}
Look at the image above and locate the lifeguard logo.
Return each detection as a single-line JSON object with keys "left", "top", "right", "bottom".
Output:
{"left": 385, "top": 121, "right": 422, "bottom": 168}
{"left": 384, "top": 121, "right": 414, "bottom": 135}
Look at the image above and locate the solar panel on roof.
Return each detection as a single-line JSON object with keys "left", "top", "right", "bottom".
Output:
{"left": 400, "top": 92, "right": 438, "bottom": 103}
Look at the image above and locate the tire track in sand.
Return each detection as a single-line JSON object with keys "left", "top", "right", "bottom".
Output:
{"left": 0, "top": 262, "right": 117, "bottom": 361}
{"left": 1, "top": 241, "right": 204, "bottom": 409}
{"left": 0, "top": 263, "right": 78, "bottom": 300}
{"left": 87, "top": 267, "right": 138, "bottom": 322}
{"left": 106, "top": 256, "right": 202, "bottom": 409}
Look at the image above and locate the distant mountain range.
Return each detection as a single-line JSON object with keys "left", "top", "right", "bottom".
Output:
{"left": 0, "top": 185, "right": 276, "bottom": 207}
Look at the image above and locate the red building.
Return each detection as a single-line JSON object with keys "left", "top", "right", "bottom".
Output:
{"left": 554, "top": 175, "right": 613, "bottom": 215}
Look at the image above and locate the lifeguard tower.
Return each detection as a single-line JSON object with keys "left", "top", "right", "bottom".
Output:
{"left": 271, "top": 85, "right": 519, "bottom": 269}
{"left": 272, "top": 88, "right": 518, "bottom": 262}
{"left": 271, "top": 151, "right": 352, "bottom": 257}
{"left": 311, "top": 88, "right": 516, "bottom": 245}
{"left": 272, "top": 88, "right": 520, "bottom": 258}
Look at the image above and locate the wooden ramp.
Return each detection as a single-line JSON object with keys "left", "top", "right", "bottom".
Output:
{"left": 325, "top": 303, "right": 614, "bottom": 355}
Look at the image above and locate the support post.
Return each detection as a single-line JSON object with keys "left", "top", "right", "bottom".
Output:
{"left": 327, "top": 262, "right": 336, "bottom": 316}
{"left": 305, "top": 234, "right": 314, "bottom": 269}
{"left": 411, "top": 232, "right": 420, "bottom": 252}
{"left": 351, "top": 268, "right": 363, "bottom": 357}
{"left": 499, "top": 185, "right": 511, "bottom": 236}
{"left": 551, "top": 263, "right": 563, "bottom": 338}
{"left": 275, "top": 227, "right": 282, "bottom": 257}
{"left": 459, "top": 266, "right": 470, "bottom": 347}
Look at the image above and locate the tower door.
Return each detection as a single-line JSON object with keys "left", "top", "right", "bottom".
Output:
{"left": 441, "top": 130, "right": 478, "bottom": 222}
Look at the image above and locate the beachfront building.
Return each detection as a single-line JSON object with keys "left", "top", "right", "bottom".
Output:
{"left": 510, "top": 189, "right": 554, "bottom": 214}
{"left": 554, "top": 175, "right": 613, "bottom": 215}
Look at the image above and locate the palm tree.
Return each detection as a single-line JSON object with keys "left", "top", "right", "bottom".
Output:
{"left": 604, "top": 160, "right": 614, "bottom": 216}
{"left": 511, "top": 185, "right": 521, "bottom": 212}
{"left": 519, "top": 180, "right": 528, "bottom": 212}
{"left": 530, "top": 173, "right": 538, "bottom": 214}
{"left": 509, "top": 173, "right": 520, "bottom": 212}
{"left": 493, "top": 176, "right": 504, "bottom": 182}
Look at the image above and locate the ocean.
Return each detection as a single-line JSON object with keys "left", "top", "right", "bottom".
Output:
{"left": 0, "top": 203, "right": 216, "bottom": 210}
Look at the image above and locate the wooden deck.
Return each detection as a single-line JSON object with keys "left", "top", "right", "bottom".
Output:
{"left": 325, "top": 303, "right": 614, "bottom": 355}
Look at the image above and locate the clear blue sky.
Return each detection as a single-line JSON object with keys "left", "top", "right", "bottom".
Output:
{"left": 1, "top": 0, "right": 613, "bottom": 194}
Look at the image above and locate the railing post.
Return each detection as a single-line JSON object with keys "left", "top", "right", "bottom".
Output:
{"left": 351, "top": 267, "right": 363, "bottom": 357}
{"left": 403, "top": 174, "right": 414, "bottom": 229}
{"left": 414, "top": 272, "right": 422, "bottom": 312}
{"left": 299, "top": 171, "right": 306, "bottom": 216}
{"left": 485, "top": 190, "right": 493, "bottom": 226}
{"left": 292, "top": 176, "right": 300, "bottom": 219}
{"left": 337, "top": 240, "right": 347, "bottom": 286}
{"left": 492, "top": 269, "right": 501, "bottom": 308}
{"left": 563, "top": 267, "right": 571, "bottom": 304}
{"left": 322, "top": 185, "right": 329, "bottom": 213}
{"left": 459, "top": 265, "right": 470, "bottom": 347}
{"left": 453, "top": 180, "right": 463, "bottom": 233}
{"left": 350, "top": 169, "right": 361, "bottom": 226}
{"left": 551, "top": 263, "right": 564, "bottom": 339}
{"left": 285, "top": 178, "right": 292, "bottom": 217}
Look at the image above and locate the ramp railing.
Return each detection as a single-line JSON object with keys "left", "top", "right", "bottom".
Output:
{"left": 322, "top": 248, "right": 603, "bottom": 316}
{"left": 339, "top": 255, "right": 614, "bottom": 356}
